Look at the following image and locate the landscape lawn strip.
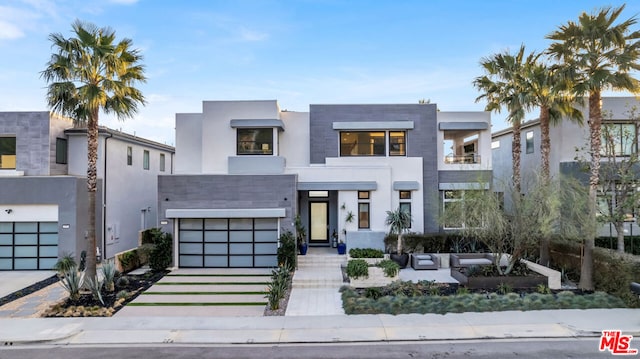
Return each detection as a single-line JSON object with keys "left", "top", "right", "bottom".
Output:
{"left": 166, "top": 274, "right": 271, "bottom": 277}
{"left": 128, "top": 302, "right": 268, "bottom": 306}
{"left": 155, "top": 281, "right": 269, "bottom": 285}
{"left": 142, "top": 291, "right": 267, "bottom": 295}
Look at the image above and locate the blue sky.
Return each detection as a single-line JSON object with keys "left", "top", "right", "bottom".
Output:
{"left": 1, "top": 0, "right": 639, "bottom": 145}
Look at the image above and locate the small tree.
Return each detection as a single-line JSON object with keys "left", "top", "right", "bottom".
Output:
{"left": 385, "top": 207, "right": 412, "bottom": 254}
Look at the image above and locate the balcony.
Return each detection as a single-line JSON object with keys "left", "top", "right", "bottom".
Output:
{"left": 444, "top": 153, "right": 481, "bottom": 164}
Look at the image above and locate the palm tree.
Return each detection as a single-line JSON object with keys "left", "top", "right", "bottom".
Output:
{"left": 546, "top": 5, "right": 640, "bottom": 290}
{"left": 41, "top": 20, "right": 146, "bottom": 278}
{"left": 519, "top": 56, "right": 583, "bottom": 266}
{"left": 474, "top": 45, "right": 530, "bottom": 195}
{"left": 385, "top": 207, "right": 412, "bottom": 267}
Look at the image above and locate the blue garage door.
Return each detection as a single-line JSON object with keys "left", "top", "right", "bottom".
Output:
{"left": 178, "top": 218, "right": 278, "bottom": 268}
{"left": 0, "top": 222, "right": 58, "bottom": 270}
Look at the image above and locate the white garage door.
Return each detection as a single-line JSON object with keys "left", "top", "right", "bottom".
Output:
{"left": 0, "top": 222, "right": 58, "bottom": 270}
{"left": 178, "top": 218, "right": 279, "bottom": 268}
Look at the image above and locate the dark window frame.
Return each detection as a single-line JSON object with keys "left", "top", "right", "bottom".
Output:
{"left": 143, "top": 150, "right": 150, "bottom": 170}
{"left": 127, "top": 146, "right": 132, "bottom": 166}
{"left": 55, "top": 138, "right": 68, "bottom": 164}
{"left": 237, "top": 128, "right": 274, "bottom": 155}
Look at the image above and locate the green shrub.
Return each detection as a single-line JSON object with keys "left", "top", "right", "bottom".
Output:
{"left": 118, "top": 250, "right": 140, "bottom": 273}
{"left": 149, "top": 232, "right": 173, "bottom": 272}
{"left": 266, "top": 264, "right": 292, "bottom": 310}
{"left": 349, "top": 248, "right": 384, "bottom": 258}
{"left": 377, "top": 259, "right": 400, "bottom": 277}
{"left": 346, "top": 259, "right": 369, "bottom": 279}
{"left": 53, "top": 253, "right": 77, "bottom": 275}
{"left": 277, "top": 230, "right": 296, "bottom": 268}
{"left": 550, "top": 238, "right": 640, "bottom": 308}
{"left": 596, "top": 236, "right": 640, "bottom": 255}
{"left": 60, "top": 269, "right": 84, "bottom": 302}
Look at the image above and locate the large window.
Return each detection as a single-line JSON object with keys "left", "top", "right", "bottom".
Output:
{"left": 399, "top": 190, "right": 412, "bottom": 228}
{"left": 143, "top": 150, "right": 150, "bottom": 170}
{"left": 341, "top": 132, "right": 385, "bottom": 156}
{"left": 0, "top": 136, "right": 16, "bottom": 169}
{"left": 237, "top": 128, "right": 273, "bottom": 155}
{"left": 160, "top": 153, "right": 166, "bottom": 172}
{"left": 602, "top": 123, "right": 636, "bottom": 156}
{"left": 525, "top": 131, "right": 534, "bottom": 154}
{"left": 55, "top": 138, "right": 67, "bottom": 164}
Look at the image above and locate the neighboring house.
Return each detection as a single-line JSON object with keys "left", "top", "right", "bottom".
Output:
{"left": 491, "top": 96, "right": 640, "bottom": 237}
{"left": 158, "top": 100, "right": 492, "bottom": 268}
{"left": 0, "top": 111, "right": 174, "bottom": 270}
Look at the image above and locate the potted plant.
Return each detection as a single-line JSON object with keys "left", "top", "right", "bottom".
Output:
{"left": 385, "top": 207, "right": 412, "bottom": 268}
{"left": 294, "top": 215, "right": 307, "bottom": 255}
{"left": 337, "top": 237, "right": 347, "bottom": 255}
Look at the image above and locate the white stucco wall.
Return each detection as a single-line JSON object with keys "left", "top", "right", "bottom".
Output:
{"left": 279, "top": 110, "right": 310, "bottom": 167}
{"left": 174, "top": 113, "right": 203, "bottom": 174}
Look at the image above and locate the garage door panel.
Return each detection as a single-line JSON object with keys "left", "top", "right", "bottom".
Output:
{"left": 230, "top": 218, "right": 252, "bottom": 230}
{"left": 180, "top": 255, "right": 203, "bottom": 267}
{"left": 15, "top": 234, "right": 37, "bottom": 245}
{"left": 204, "top": 256, "right": 227, "bottom": 267}
{"left": 255, "top": 243, "right": 277, "bottom": 254}
{"left": 14, "top": 258, "right": 37, "bottom": 270}
{"left": 229, "top": 231, "right": 252, "bottom": 242}
{"left": 40, "top": 246, "right": 58, "bottom": 257}
{"left": 39, "top": 222, "right": 58, "bottom": 232}
{"left": 204, "top": 219, "right": 227, "bottom": 230}
{"left": 0, "top": 247, "right": 11, "bottom": 256}
{"left": 14, "top": 222, "right": 37, "bottom": 232}
{"left": 39, "top": 258, "right": 57, "bottom": 269}
{"left": 230, "top": 256, "right": 252, "bottom": 267}
{"left": 179, "top": 243, "right": 202, "bottom": 255}
{"left": 179, "top": 231, "right": 202, "bottom": 242}
{"left": 254, "top": 218, "right": 277, "bottom": 230}
{"left": 204, "top": 243, "right": 227, "bottom": 254}
{"left": 0, "top": 235, "right": 11, "bottom": 245}
{"left": 0, "top": 223, "right": 10, "bottom": 232}
{"left": 40, "top": 234, "right": 58, "bottom": 245}
{"left": 229, "top": 243, "right": 252, "bottom": 254}
{"left": 255, "top": 231, "right": 277, "bottom": 242}
{"left": 204, "top": 232, "right": 226, "bottom": 243}
{"left": 255, "top": 256, "right": 277, "bottom": 267}
{"left": 14, "top": 246, "right": 37, "bottom": 257}
{"left": 0, "top": 259, "right": 10, "bottom": 270}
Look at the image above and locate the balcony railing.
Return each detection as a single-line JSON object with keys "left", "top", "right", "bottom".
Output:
{"left": 444, "top": 153, "right": 481, "bottom": 164}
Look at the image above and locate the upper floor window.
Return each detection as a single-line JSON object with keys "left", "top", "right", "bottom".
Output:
{"left": 127, "top": 146, "right": 132, "bottom": 166}
{"left": 340, "top": 131, "right": 406, "bottom": 157}
{"left": 143, "top": 150, "right": 150, "bottom": 170}
{"left": 55, "top": 138, "right": 67, "bottom": 164}
{"left": 602, "top": 123, "right": 636, "bottom": 156}
{"left": 525, "top": 131, "right": 534, "bottom": 154}
{"left": 237, "top": 128, "right": 273, "bottom": 155}
{"left": 160, "top": 153, "right": 166, "bottom": 172}
{"left": 0, "top": 136, "right": 16, "bottom": 169}
{"left": 389, "top": 132, "right": 406, "bottom": 156}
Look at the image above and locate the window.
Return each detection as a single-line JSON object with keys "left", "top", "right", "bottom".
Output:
{"left": 55, "top": 138, "right": 67, "bottom": 164}
{"left": 340, "top": 131, "right": 385, "bottom": 156}
{"left": 399, "top": 190, "right": 412, "bottom": 227}
{"left": 309, "top": 191, "right": 329, "bottom": 198}
{"left": 0, "top": 136, "right": 16, "bottom": 169}
{"left": 237, "top": 128, "right": 273, "bottom": 155}
{"left": 389, "top": 131, "right": 406, "bottom": 156}
{"left": 143, "top": 150, "right": 150, "bottom": 170}
{"left": 525, "top": 131, "right": 534, "bottom": 154}
{"left": 160, "top": 153, "right": 165, "bottom": 172}
{"left": 358, "top": 191, "right": 370, "bottom": 229}
{"left": 491, "top": 140, "right": 500, "bottom": 149}
{"left": 443, "top": 190, "right": 464, "bottom": 229}
{"left": 127, "top": 146, "right": 132, "bottom": 166}
{"left": 602, "top": 123, "right": 636, "bottom": 156}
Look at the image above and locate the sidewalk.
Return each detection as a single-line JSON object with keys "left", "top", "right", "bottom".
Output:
{"left": 0, "top": 309, "right": 638, "bottom": 345}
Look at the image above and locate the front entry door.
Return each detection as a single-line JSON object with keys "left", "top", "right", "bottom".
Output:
{"left": 309, "top": 202, "right": 329, "bottom": 244}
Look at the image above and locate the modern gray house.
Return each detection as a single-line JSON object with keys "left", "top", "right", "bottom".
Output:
{"left": 158, "top": 100, "right": 492, "bottom": 268}
{"left": 0, "top": 111, "right": 174, "bottom": 270}
{"left": 491, "top": 96, "right": 640, "bottom": 237}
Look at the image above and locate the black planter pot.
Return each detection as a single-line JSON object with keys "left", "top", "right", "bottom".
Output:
{"left": 390, "top": 253, "right": 409, "bottom": 268}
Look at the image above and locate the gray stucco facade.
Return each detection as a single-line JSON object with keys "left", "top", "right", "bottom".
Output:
{"left": 158, "top": 174, "right": 298, "bottom": 235}
{"left": 309, "top": 104, "right": 441, "bottom": 232}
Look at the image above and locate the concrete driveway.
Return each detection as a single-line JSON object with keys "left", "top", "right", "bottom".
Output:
{"left": 0, "top": 271, "right": 57, "bottom": 298}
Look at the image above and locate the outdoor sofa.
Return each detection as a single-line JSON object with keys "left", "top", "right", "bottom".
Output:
{"left": 450, "top": 253, "right": 494, "bottom": 268}
{"left": 410, "top": 253, "right": 440, "bottom": 270}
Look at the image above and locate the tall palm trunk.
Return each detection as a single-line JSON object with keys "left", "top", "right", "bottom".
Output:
{"left": 85, "top": 109, "right": 99, "bottom": 279}
{"left": 581, "top": 91, "right": 602, "bottom": 291}
{"left": 539, "top": 106, "right": 551, "bottom": 266}
{"left": 512, "top": 121, "right": 522, "bottom": 194}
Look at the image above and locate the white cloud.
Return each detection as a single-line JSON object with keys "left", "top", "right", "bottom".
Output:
{"left": 0, "top": 20, "right": 24, "bottom": 39}
{"left": 238, "top": 27, "right": 269, "bottom": 42}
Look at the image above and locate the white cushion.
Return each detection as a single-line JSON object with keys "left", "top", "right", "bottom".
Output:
{"left": 459, "top": 258, "right": 492, "bottom": 265}
{"left": 417, "top": 260, "right": 435, "bottom": 265}
{"left": 414, "top": 255, "right": 432, "bottom": 260}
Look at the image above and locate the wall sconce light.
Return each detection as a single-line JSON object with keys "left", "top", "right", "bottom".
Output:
{"left": 4, "top": 209, "right": 12, "bottom": 214}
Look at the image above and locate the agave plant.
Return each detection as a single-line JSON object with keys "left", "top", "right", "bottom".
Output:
{"left": 86, "top": 276, "right": 104, "bottom": 306}
{"left": 59, "top": 269, "right": 85, "bottom": 302}
{"left": 101, "top": 259, "right": 117, "bottom": 292}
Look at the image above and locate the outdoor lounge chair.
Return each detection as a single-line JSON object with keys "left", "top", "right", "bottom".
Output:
{"left": 411, "top": 253, "right": 439, "bottom": 270}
